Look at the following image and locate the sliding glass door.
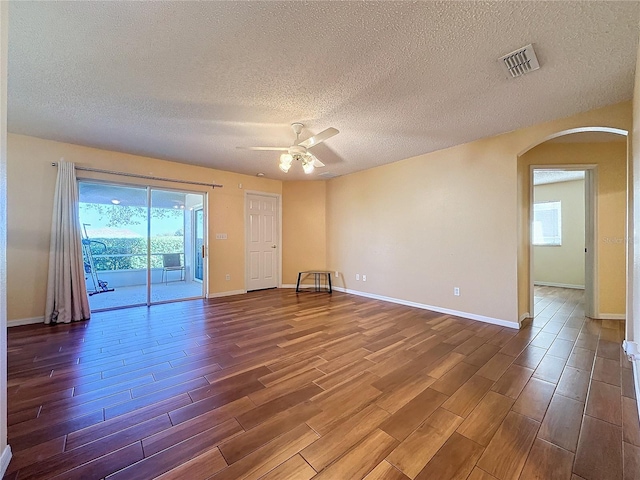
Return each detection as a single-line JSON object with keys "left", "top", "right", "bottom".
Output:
{"left": 149, "top": 189, "right": 205, "bottom": 304}
{"left": 78, "top": 181, "right": 206, "bottom": 311}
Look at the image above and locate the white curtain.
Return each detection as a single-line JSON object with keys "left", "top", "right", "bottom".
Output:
{"left": 44, "top": 160, "right": 91, "bottom": 324}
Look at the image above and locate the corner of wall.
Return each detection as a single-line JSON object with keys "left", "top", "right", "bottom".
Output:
{"left": 281, "top": 180, "right": 328, "bottom": 284}
{"left": 0, "top": 446, "right": 11, "bottom": 479}
{"left": 0, "top": 0, "right": 9, "bottom": 472}
{"left": 623, "top": 341, "right": 640, "bottom": 417}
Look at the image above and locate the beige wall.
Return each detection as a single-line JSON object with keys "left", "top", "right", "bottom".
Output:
{"left": 520, "top": 143, "right": 627, "bottom": 316}
{"left": 533, "top": 180, "right": 585, "bottom": 288}
{"left": 5, "top": 102, "right": 632, "bottom": 327}
{"left": 0, "top": 0, "right": 8, "bottom": 470}
{"left": 282, "top": 181, "right": 327, "bottom": 285}
{"left": 7, "top": 134, "right": 283, "bottom": 321}
{"left": 328, "top": 102, "right": 631, "bottom": 326}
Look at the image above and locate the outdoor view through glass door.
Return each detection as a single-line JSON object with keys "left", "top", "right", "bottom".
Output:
{"left": 79, "top": 182, "right": 206, "bottom": 311}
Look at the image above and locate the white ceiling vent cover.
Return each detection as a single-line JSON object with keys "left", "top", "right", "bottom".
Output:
{"left": 318, "top": 172, "right": 338, "bottom": 179}
{"left": 499, "top": 44, "right": 540, "bottom": 78}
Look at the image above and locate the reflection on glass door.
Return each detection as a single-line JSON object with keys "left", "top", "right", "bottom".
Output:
{"left": 194, "top": 208, "right": 204, "bottom": 282}
{"left": 79, "top": 182, "right": 149, "bottom": 310}
{"left": 149, "top": 190, "right": 205, "bottom": 304}
{"left": 78, "top": 181, "right": 206, "bottom": 311}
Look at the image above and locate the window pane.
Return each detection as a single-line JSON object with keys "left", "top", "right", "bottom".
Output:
{"left": 533, "top": 201, "right": 562, "bottom": 246}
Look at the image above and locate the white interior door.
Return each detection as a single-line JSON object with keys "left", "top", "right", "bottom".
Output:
{"left": 246, "top": 193, "right": 279, "bottom": 291}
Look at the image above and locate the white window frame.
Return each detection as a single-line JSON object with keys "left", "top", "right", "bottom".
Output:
{"left": 532, "top": 201, "right": 562, "bottom": 246}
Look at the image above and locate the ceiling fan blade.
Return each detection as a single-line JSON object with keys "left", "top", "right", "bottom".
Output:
{"left": 236, "top": 146, "right": 289, "bottom": 151}
{"left": 309, "top": 154, "right": 325, "bottom": 168}
{"left": 299, "top": 127, "right": 339, "bottom": 149}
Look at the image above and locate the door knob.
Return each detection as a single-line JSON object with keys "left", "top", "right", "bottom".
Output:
{"left": 271, "top": 245, "right": 277, "bottom": 248}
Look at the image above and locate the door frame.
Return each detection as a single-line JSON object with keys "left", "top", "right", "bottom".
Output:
{"left": 193, "top": 205, "right": 205, "bottom": 284}
{"left": 77, "top": 178, "right": 209, "bottom": 310}
{"left": 528, "top": 165, "right": 598, "bottom": 317}
{"left": 148, "top": 186, "right": 208, "bottom": 305}
{"left": 244, "top": 191, "right": 282, "bottom": 291}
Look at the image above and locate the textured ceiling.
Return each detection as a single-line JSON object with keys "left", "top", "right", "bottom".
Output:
{"left": 8, "top": 1, "right": 639, "bottom": 180}
{"left": 534, "top": 170, "right": 585, "bottom": 186}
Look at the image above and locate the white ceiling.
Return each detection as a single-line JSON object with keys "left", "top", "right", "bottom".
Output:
{"left": 534, "top": 170, "right": 585, "bottom": 186}
{"left": 8, "top": 1, "right": 639, "bottom": 180}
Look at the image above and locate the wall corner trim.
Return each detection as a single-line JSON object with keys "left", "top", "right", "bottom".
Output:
{"left": 332, "top": 286, "right": 519, "bottom": 330}
{"left": 623, "top": 340, "right": 640, "bottom": 361}
{"left": 623, "top": 341, "right": 640, "bottom": 421}
{"left": 207, "top": 290, "right": 246, "bottom": 299}
{"left": 7, "top": 316, "right": 42, "bottom": 327}
{"left": 519, "top": 313, "right": 531, "bottom": 326}
{"left": 0, "top": 446, "right": 12, "bottom": 478}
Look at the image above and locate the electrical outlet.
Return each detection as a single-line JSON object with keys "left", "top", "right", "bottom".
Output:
{"left": 454, "top": 287, "right": 460, "bottom": 296}
{"left": 356, "top": 274, "right": 360, "bottom": 281}
{"left": 335, "top": 271, "right": 340, "bottom": 278}
{"left": 362, "top": 275, "right": 367, "bottom": 282}
{"left": 225, "top": 274, "right": 231, "bottom": 281}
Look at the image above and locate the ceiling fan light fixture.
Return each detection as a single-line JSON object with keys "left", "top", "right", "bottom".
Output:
{"left": 280, "top": 153, "right": 293, "bottom": 165}
{"left": 241, "top": 124, "right": 337, "bottom": 176}
{"left": 279, "top": 161, "right": 291, "bottom": 173}
{"left": 302, "top": 158, "right": 315, "bottom": 174}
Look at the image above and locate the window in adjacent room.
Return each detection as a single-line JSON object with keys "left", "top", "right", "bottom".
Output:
{"left": 533, "top": 201, "right": 562, "bottom": 246}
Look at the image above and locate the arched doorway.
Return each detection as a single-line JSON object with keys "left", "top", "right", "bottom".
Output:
{"left": 516, "top": 127, "right": 629, "bottom": 326}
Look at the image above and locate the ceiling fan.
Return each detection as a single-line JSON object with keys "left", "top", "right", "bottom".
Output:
{"left": 237, "top": 123, "right": 339, "bottom": 174}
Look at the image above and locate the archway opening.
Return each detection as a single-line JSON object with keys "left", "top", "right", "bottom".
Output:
{"left": 516, "top": 128, "right": 628, "bottom": 326}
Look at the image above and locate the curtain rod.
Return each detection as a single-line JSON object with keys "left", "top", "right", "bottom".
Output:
{"left": 51, "top": 163, "right": 223, "bottom": 188}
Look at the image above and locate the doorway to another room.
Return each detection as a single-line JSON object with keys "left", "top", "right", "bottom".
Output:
{"left": 531, "top": 169, "right": 590, "bottom": 317}
{"left": 519, "top": 129, "right": 628, "bottom": 323}
{"left": 78, "top": 181, "right": 207, "bottom": 311}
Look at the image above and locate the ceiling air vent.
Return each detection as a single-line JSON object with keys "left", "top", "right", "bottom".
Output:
{"left": 318, "top": 172, "right": 338, "bottom": 179}
{"left": 499, "top": 44, "right": 540, "bottom": 78}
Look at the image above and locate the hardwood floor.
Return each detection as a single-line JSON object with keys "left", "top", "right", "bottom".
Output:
{"left": 4, "top": 286, "right": 640, "bottom": 479}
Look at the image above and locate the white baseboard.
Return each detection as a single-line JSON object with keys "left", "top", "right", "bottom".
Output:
{"left": 7, "top": 316, "right": 43, "bottom": 327}
{"left": 0, "top": 446, "right": 12, "bottom": 478}
{"left": 332, "top": 286, "right": 518, "bottom": 330}
{"left": 596, "top": 313, "right": 626, "bottom": 320}
{"left": 634, "top": 361, "right": 640, "bottom": 420}
{"left": 623, "top": 341, "right": 640, "bottom": 418}
{"left": 280, "top": 284, "right": 298, "bottom": 289}
{"left": 206, "top": 290, "right": 246, "bottom": 299}
{"left": 534, "top": 281, "right": 585, "bottom": 290}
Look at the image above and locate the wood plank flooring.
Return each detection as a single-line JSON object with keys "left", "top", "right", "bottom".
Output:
{"left": 4, "top": 286, "right": 640, "bottom": 479}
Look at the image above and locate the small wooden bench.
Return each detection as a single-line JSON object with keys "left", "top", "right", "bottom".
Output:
{"left": 296, "top": 270, "right": 332, "bottom": 293}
